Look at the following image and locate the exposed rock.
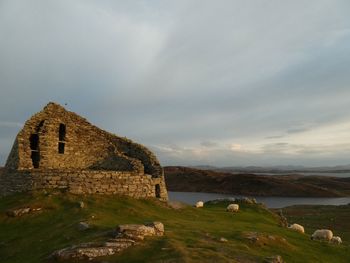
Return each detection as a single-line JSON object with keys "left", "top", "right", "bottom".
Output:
{"left": 244, "top": 232, "right": 259, "bottom": 243}
{"left": 78, "top": 222, "right": 90, "bottom": 231}
{"left": 79, "top": 201, "right": 85, "bottom": 208}
{"left": 219, "top": 237, "right": 228, "bottom": 243}
{"left": 52, "top": 221, "right": 164, "bottom": 261}
{"left": 277, "top": 209, "right": 288, "bottom": 227}
{"left": 52, "top": 243, "right": 117, "bottom": 261}
{"left": 104, "top": 238, "right": 136, "bottom": 247}
{"left": 116, "top": 224, "right": 156, "bottom": 241}
{"left": 243, "top": 232, "right": 291, "bottom": 249}
{"left": 6, "top": 207, "right": 31, "bottom": 217}
{"left": 263, "top": 255, "right": 284, "bottom": 263}
{"left": 145, "top": 221, "right": 164, "bottom": 236}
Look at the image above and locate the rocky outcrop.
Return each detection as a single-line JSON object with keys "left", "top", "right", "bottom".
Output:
{"left": 6, "top": 207, "right": 42, "bottom": 217}
{"left": 263, "top": 255, "right": 284, "bottom": 263}
{"left": 52, "top": 242, "right": 118, "bottom": 261}
{"left": 77, "top": 222, "right": 90, "bottom": 231}
{"left": 116, "top": 224, "right": 156, "bottom": 241}
{"left": 52, "top": 222, "right": 164, "bottom": 261}
{"left": 6, "top": 207, "right": 31, "bottom": 217}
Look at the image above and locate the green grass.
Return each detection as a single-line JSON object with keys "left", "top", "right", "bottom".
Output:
{"left": 0, "top": 193, "right": 349, "bottom": 263}
{"left": 281, "top": 204, "right": 350, "bottom": 242}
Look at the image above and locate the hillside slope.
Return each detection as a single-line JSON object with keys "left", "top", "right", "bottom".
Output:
{"left": 164, "top": 166, "right": 350, "bottom": 197}
{"left": 0, "top": 192, "right": 349, "bottom": 262}
{"left": 281, "top": 204, "right": 350, "bottom": 242}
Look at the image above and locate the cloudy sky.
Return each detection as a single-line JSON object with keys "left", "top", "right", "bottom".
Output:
{"left": 1, "top": 0, "right": 350, "bottom": 167}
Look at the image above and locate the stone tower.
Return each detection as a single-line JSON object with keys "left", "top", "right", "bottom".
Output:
{"left": 1, "top": 102, "right": 168, "bottom": 200}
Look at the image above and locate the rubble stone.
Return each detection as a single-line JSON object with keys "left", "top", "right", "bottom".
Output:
{"left": 52, "top": 221, "right": 164, "bottom": 261}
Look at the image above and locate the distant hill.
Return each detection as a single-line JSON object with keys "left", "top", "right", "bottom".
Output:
{"left": 191, "top": 164, "right": 350, "bottom": 173}
{"left": 164, "top": 166, "right": 350, "bottom": 197}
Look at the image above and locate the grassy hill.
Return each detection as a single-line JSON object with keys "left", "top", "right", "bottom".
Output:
{"left": 0, "top": 192, "right": 349, "bottom": 262}
{"left": 164, "top": 166, "right": 350, "bottom": 197}
{"left": 281, "top": 204, "right": 350, "bottom": 243}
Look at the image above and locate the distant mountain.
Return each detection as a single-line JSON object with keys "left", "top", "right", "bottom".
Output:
{"left": 190, "top": 165, "right": 218, "bottom": 170}
{"left": 190, "top": 164, "right": 350, "bottom": 173}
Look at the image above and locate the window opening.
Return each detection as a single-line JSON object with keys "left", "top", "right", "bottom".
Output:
{"left": 155, "top": 184, "right": 161, "bottom": 198}
{"left": 29, "top": 134, "right": 40, "bottom": 168}
{"left": 58, "top": 142, "right": 65, "bottom": 154}
{"left": 36, "top": 120, "right": 45, "bottom": 132}
{"left": 58, "top": 123, "right": 66, "bottom": 154}
{"left": 59, "top": 124, "right": 66, "bottom": 141}
{"left": 30, "top": 134, "right": 39, "bottom": 150}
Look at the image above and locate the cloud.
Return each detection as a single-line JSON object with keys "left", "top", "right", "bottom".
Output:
{"left": 200, "top": 141, "right": 218, "bottom": 148}
{"left": 0, "top": 121, "right": 23, "bottom": 128}
{"left": 287, "top": 127, "right": 311, "bottom": 134}
{"left": 1, "top": 1, "right": 350, "bottom": 167}
{"left": 230, "top": 144, "right": 243, "bottom": 152}
{"left": 265, "top": 135, "right": 285, "bottom": 140}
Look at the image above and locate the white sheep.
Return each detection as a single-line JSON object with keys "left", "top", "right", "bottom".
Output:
{"left": 288, "top": 223, "right": 305, "bottom": 234}
{"left": 195, "top": 201, "right": 204, "bottom": 208}
{"left": 311, "top": 229, "right": 333, "bottom": 241}
{"left": 330, "top": 236, "right": 342, "bottom": 245}
{"left": 226, "top": 203, "right": 239, "bottom": 212}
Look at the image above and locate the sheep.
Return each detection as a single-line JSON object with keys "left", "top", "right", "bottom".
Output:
{"left": 288, "top": 223, "right": 305, "bottom": 234}
{"left": 195, "top": 201, "right": 204, "bottom": 208}
{"left": 311, "top": 229, "right": 333, "bottom": 241}
{"left": 226, "top": 203, "right": 239, "bottom": 212}
{"left": 330, "top": 236, "right": 342, "bottom": 245}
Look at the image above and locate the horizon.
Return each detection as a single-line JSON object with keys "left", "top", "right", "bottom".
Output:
{"left": 1, "top": 1, "right": 350, "bottom": 167}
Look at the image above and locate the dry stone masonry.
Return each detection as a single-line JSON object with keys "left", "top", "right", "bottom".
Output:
{"left": 0, "top": 102, "right": 168, "bottom": 200}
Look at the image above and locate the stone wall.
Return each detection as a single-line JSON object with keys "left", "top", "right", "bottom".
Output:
{"left": 3, "top": 102, "right": 168, "bottom": 200}
{"left": 5, "top": 103, "right": 162, "bottom": 178}
{"left": 0, "top": 169, "right": 168, "bottom": 200}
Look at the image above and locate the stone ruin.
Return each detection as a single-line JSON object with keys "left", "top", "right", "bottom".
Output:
{"left": 0, "top": 102, "right": 168, "bottom": 200}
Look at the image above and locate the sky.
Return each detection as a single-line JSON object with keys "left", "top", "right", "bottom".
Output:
{"left": 1, "top": 0, "right": 350, "bottom": 167}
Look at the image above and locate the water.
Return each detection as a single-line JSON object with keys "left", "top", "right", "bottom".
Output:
{"left": 298, "top": 172, "right": 350, "bottom": 178}
{"left": 252, "top": 171, "right": 350, "bottom": 178}
{"left": 168, "top": 191, "right": 350, "bottom": 208}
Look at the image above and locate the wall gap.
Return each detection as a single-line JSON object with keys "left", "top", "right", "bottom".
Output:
{"left": 58, "top": 123, "right": 66, "bottom": 154}
{"left": 155, "top": 184, "right": 161, "bottom": 198}
{"left": 29, "top": 134, "right": 40, "bottom": 168}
